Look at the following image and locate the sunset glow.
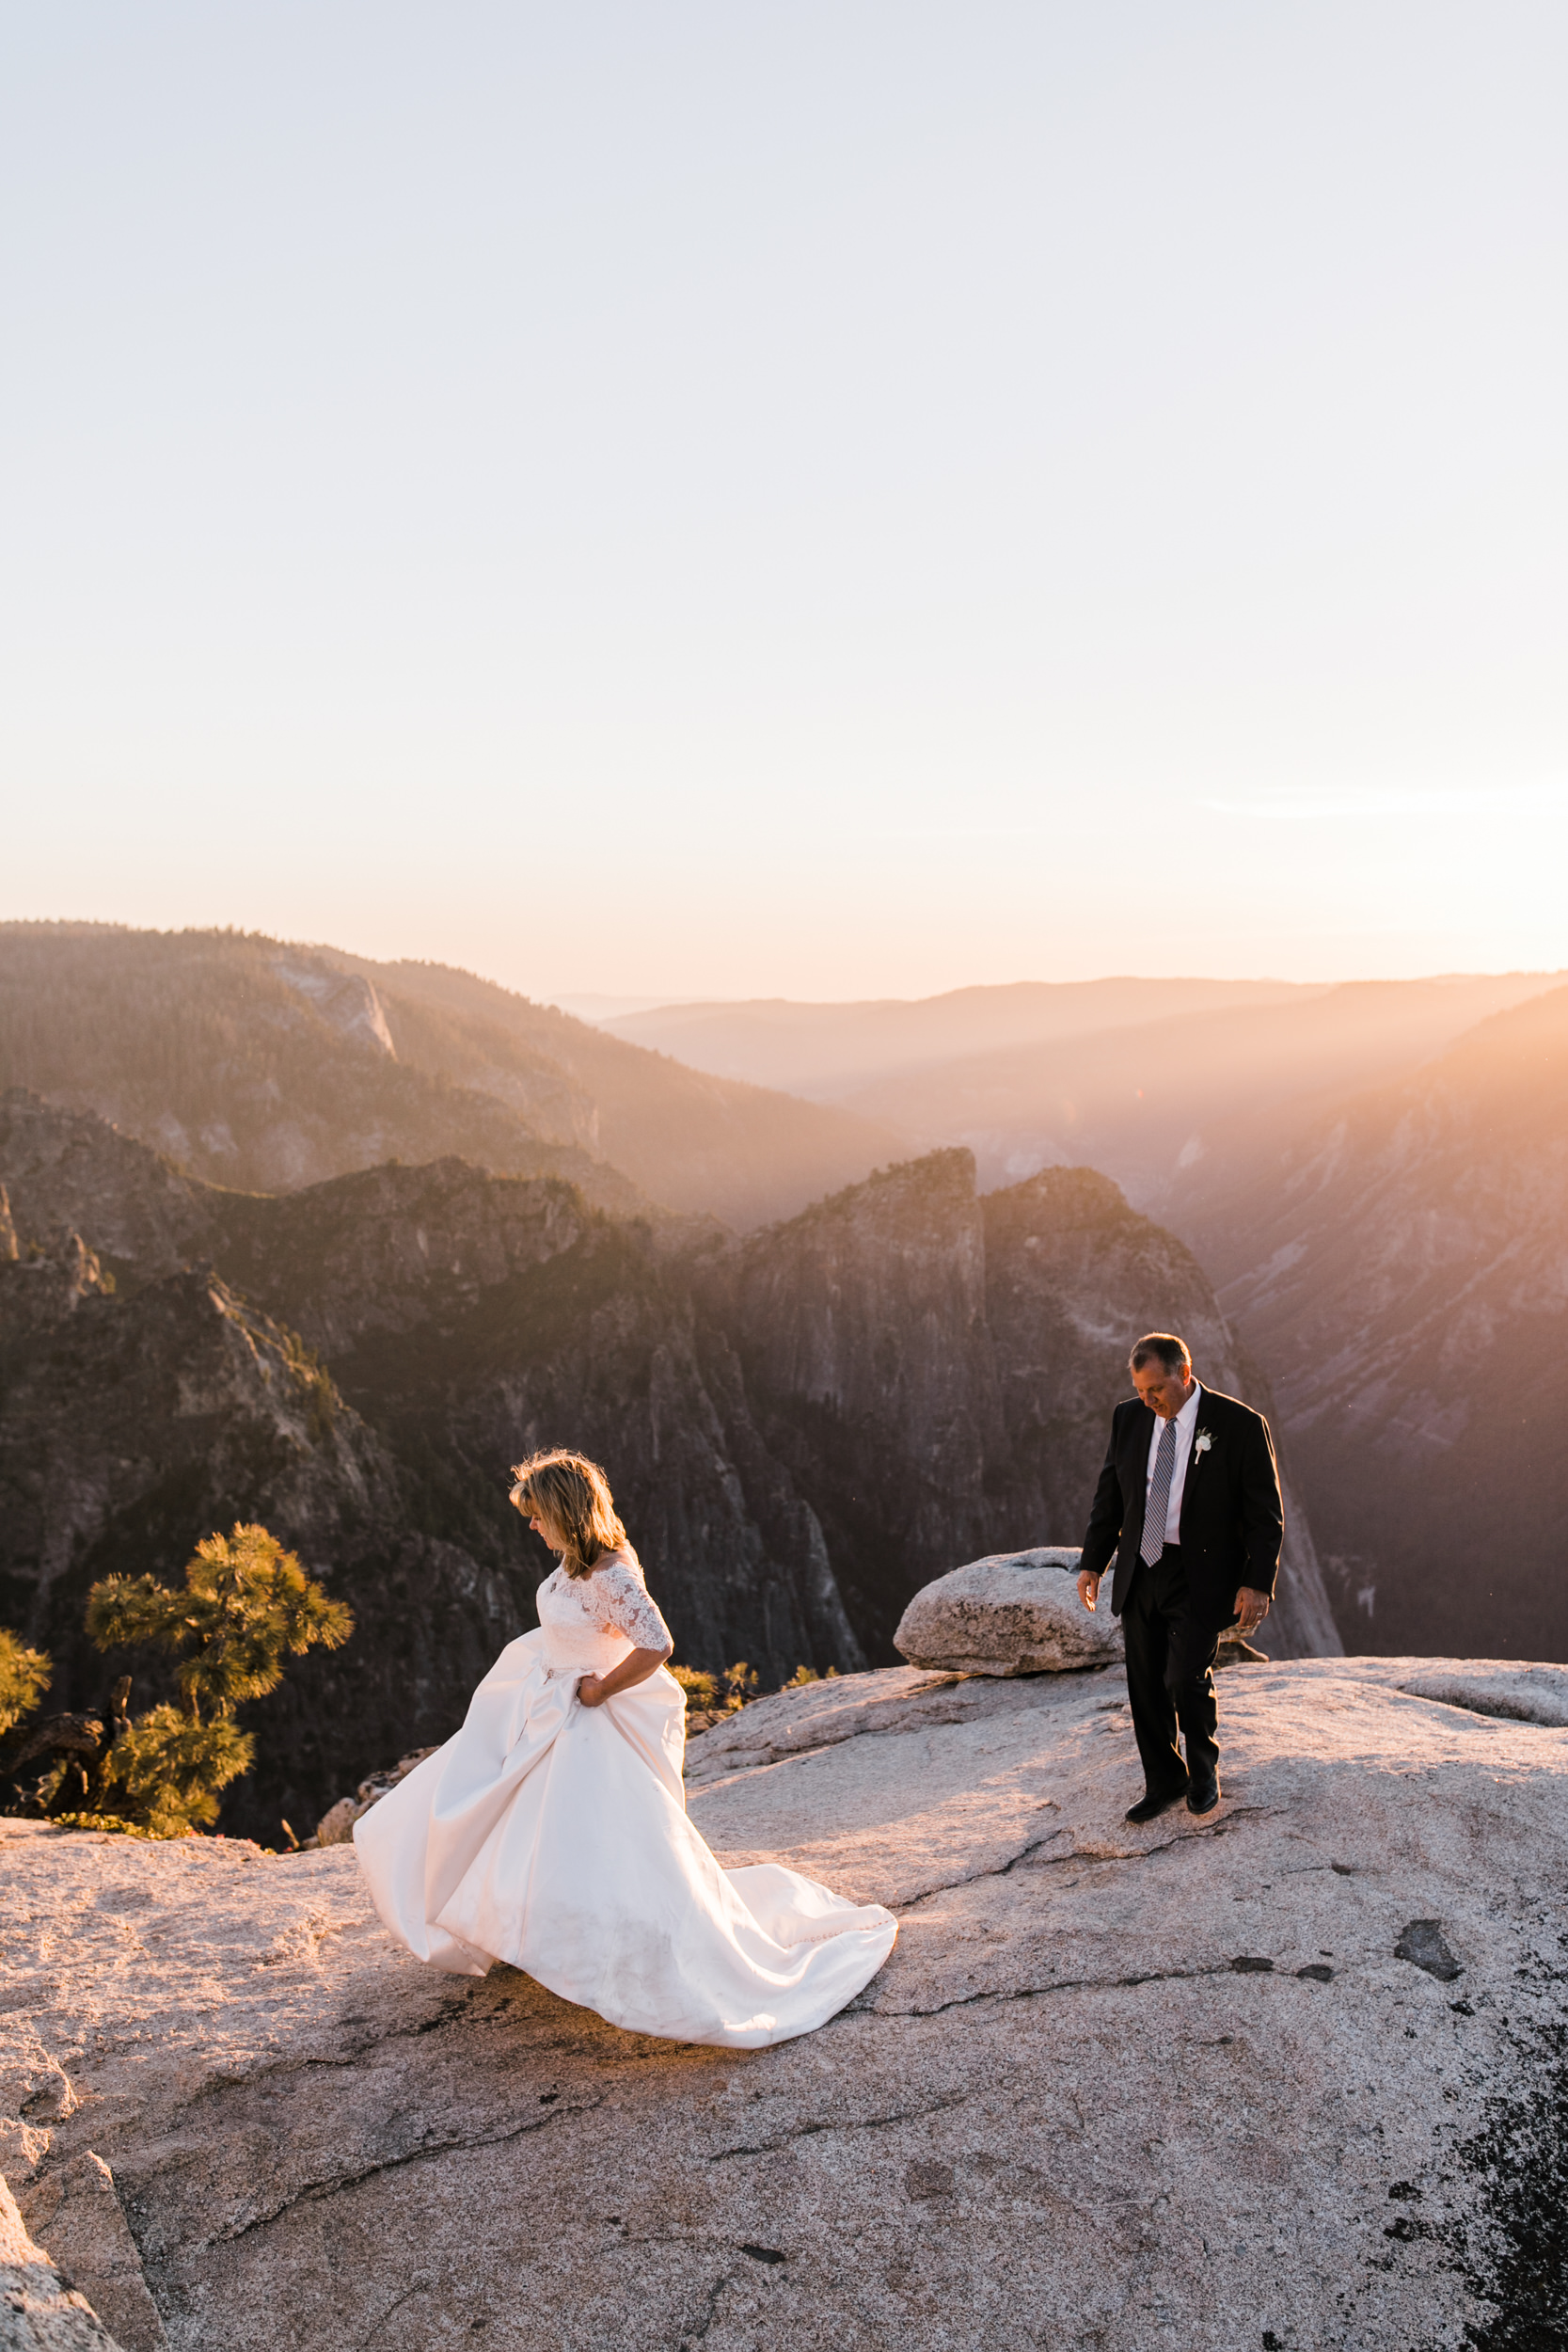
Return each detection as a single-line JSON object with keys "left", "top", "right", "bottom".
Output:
{"left": 2, "top": 3, "right": 1564, "bottom": 997}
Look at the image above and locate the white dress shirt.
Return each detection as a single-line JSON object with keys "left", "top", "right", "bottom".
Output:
{"left": 1146, "top": 1381, "right": 1203, "bottom": 1546}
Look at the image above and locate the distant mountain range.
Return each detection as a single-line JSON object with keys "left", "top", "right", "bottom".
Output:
{"left": 606, "top": 972, "right": 1564, "bottom": 1206}
{"left": 0, "top": 924, "right": 904, "bottom": 1231}
{"left": 604, "top": 977, "right": 1312, "bottom": 1104}
{"left": 6, "top": 924, "right": 1560, "bottom": 1680}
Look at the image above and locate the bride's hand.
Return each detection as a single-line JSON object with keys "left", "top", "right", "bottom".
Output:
{"left": 578, "top": 1674, "right": 606, "bottom": 1708}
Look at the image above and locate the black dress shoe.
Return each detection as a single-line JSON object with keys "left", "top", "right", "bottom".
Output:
{"left": 1125, "top": 1787, "right": 1187, "bottom": 1825}
{"left": 1186, "top": 1778, "right": 1221, "bottom": 1816}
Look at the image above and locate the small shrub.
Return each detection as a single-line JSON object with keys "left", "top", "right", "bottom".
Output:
{"left": 97, "top": 1705, "right": 256, "bottom": 1836}
{"left": 0, "top": 1631, "right": 51, "bottom": 1736}
{"left": 671, "top": 1660, "right": 761, "bottom": 1727}
{"left": 671, "top": 1665, "right": 721, "bottom": 1713}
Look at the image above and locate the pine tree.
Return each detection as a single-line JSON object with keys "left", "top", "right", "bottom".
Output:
{"left": 85, "top": 1523, "right": 354, "bottom": 1834}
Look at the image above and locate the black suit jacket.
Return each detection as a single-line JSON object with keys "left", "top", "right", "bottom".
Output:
{"left": 1080, "top": 1386, "right": 1284, "bottom": 1627}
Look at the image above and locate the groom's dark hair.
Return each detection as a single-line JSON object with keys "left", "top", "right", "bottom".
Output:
{"left": 1130, "top": 1331, "right": 1191, "bottom": 1375}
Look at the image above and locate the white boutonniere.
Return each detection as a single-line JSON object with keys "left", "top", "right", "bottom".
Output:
{"left": 1194, "top": 1429, "right": 1214, "bottom": 1457}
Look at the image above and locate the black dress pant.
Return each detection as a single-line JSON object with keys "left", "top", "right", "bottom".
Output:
{"left": 1121, "top": 1543, "right": 1221, "bottom": 1794}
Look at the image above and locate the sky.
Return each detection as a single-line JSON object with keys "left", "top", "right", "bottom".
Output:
{"left": 2, "top": 2, "right": 1565, "bottom": 1003}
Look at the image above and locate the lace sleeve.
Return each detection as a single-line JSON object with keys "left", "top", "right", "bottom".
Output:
{"left": 585, "top": 1558, "right": 673, "bottom": 1653}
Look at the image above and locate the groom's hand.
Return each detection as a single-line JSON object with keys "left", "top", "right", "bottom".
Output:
{"left": 1233, "top": 1587, "right": 1271, "bottom": 1637}
{"left": 1077, "top": 1569, "right": 1101, "bottom": 1613}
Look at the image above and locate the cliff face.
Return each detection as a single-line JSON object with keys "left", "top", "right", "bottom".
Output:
{"left": 0, "top": 1091, "right": 215, "bottom": 1275}
{"left": 718, "top": 1152, "right": 1006, "bottom": 1649}
{"left": 0, "top": 1232, "right": 464, "bottom": 1848}
{"left": 710, "top": 1153, "right": 1337, "bottom": 1659}
{"left": 0, "top": 1091, "right": 1338, "bottom": 1841}
{"left": 982, "top": 1166, "right": 1338, "bottom": 1659}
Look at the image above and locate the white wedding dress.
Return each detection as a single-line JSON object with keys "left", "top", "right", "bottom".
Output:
{"left": 354, "top": 1549, "right": 896, "bottom": 2047}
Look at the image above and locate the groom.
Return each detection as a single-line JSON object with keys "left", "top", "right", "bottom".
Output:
{"left": 1077, "top": 1332, "right": 1283, "bottom": 1823}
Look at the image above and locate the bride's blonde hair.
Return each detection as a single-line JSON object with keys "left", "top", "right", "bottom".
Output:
{"left": 510, "top": 1449, "right": 628, "bottom": 1581}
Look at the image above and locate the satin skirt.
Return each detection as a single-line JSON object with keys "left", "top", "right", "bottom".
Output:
{"left": 353, "top": 1628, "right": 896, "bottom": 2048}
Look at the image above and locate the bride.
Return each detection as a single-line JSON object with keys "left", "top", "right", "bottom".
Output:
{"left": 354, "top": 1448, "right": 896, "bottom": 2047}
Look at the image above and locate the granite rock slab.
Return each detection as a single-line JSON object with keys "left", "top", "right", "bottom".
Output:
{"left": 2, "top": 1656, "right": 1565, "bottom": 2351}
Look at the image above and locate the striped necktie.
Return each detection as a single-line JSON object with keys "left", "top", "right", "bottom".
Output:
{"left": 1140, "top": 1418, "right": 1179, "bottom": 1565}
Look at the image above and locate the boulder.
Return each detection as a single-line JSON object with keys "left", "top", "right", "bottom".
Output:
{"left": 312, "top": 1747, "right": 438, "bottom": 1846}
{"left": 893, "top": 1546, "right": 1122, "bottom": 1673}
{"left": 4, "top": 1657, "right": 1567, "bottom": 2350}
{"left": 309, "top": 1797, "right": 360, "bottom": 1849}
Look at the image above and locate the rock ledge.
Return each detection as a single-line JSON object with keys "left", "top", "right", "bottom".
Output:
{"left": 3, "top": 1654, "right": 1565, "bottom": 2351}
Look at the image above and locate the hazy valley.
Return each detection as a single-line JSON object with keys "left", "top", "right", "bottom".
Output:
{"left": 2, "top": 920, "right": 1560, "bottom": 1845}
{"left": 608, "top": 972, "right": 1563, "bottom": 1209}
{"left": 1172, "top": 983, "right": 1568, "bottom": 1661}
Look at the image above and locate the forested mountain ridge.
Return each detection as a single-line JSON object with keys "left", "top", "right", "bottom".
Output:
{"left": 0, "top": 1089, "right": 1336, "bottom": 1839}
{"left": 0, "top": 923, "right": 904, "bottom": 1229}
